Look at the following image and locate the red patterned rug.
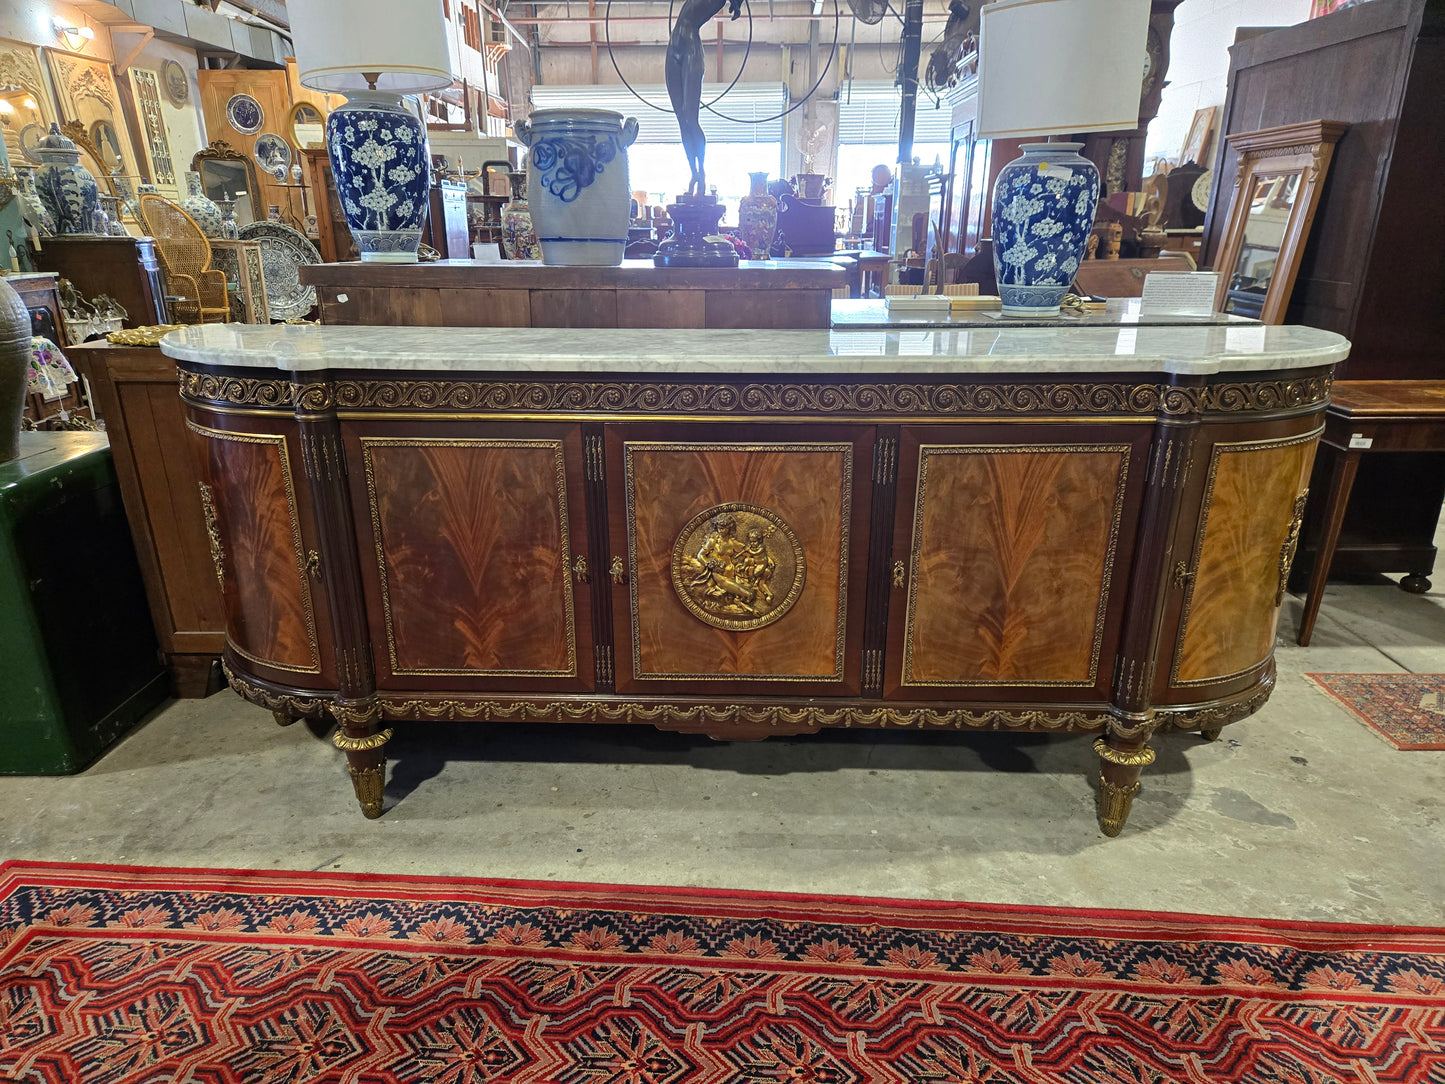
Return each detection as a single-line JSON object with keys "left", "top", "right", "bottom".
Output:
{"left": 3, "top": 862, "right": 1444, "bottom": 1083}
{"left": 1307, "top": 672, "right": 1445, "bottom": 750}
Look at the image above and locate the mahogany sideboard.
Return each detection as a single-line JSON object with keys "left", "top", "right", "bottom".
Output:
{"left": 298, "top": 259, "right": 845, "bottom": 329}
{"left": 162, "top": 323, "right": 1348, "bottom": 834}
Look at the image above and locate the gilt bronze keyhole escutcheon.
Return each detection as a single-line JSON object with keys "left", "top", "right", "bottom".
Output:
{"left": 670, "top": 502, "right": 805, "bottom": 631}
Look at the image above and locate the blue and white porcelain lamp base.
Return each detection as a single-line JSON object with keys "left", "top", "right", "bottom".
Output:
{"left": 990, "top": 143, "right": 1100, "bottom": 318}
{"left": 325, "top": 90, "right": 432, "bottom": 263}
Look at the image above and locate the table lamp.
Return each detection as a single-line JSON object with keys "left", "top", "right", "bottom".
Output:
{"left": 290, "top": 0, "right": 453, "bottom": 262}
{"left": 977, "top": 0, "right": 1150, "bottom": 316}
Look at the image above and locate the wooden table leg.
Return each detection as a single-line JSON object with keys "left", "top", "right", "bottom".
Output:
{"left": 1297, "top": 447, "right": 1361, "bottom": 646}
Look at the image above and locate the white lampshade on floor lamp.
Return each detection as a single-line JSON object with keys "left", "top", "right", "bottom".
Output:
{"left": 290, "top": 0, "right": 454, "bottom": 262}
{"left": 977, "top": 0, "right": 1150, "bottom": 316}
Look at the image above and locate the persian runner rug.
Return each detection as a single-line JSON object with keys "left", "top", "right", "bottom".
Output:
{"left": 2, "top": 862, "right": 1444, "bottom": 1084}
{"left": 1308, "top": 672, "right": 1445, "bottom": 750}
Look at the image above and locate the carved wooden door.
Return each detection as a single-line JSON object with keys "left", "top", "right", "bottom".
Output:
{"left": 885, "top": 424, "right": 1150, "bottom": 701}
{"left": 1158, "top": 417, "right": 1319, "bottom": 704}
{"left": 608, "top": 423, "right": 873, "bottom": 696}
{"left": 345, "top": 421, "right": 594, "bottom": 693}
{"left": 188, "top": 415, "right": 335, "bottom": 689}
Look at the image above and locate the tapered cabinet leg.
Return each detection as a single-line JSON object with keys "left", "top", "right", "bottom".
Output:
{"left": 331, "top": 702, "right": 392, "bottom": 819}
{"left": 1094, "top": 736, "right": 1157, "bottom": 837}
{"left": 1200, "top": 726, "right": 1222, "bottom": 742}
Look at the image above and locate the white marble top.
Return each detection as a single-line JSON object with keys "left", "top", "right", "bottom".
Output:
{"left": 830, "top": 297, "right": 1260, "bottom": 329}
{"left": 160, "top": 322, "right": 1349, "bottom": 377}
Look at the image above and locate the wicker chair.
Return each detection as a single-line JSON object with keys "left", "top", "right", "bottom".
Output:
{"left": 138, "top": 195, "right": 230, "bottom": 324}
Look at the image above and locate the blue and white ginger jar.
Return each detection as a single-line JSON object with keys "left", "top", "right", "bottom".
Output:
{"left": 991, "top": 143, "right": 1100, "bottom": 317}
{"left": 514, "top": 109, "right": 639, "bottom": 267}
{"left": 33, "top": 123, "right": 100, "bottom": 236}
{"left": 326, "top": 91, "right": 432, "bottom": 263}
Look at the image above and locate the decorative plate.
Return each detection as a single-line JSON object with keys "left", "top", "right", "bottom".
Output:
{"left": 252, "top": 133, "right": 291, "bottom": 179}
{"left": 237, "top": 220, "right": 321, "bottom": 321}
{"left": 226, "top": 93, "right": 264, "bottom": 136}
{"left": 19, "top": 123, "right": 45, "bottom": 164}
{"left": 161, "top": 59, "right": 188, "bottom": 107}
{"left": 1191, "top": 169, "right": 1214, "bottom": 213}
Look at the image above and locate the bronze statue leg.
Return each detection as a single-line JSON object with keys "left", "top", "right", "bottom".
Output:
{"left": 331, "top": 700, "right": 391, "bottom": 819}
{"left": 1094, "top": 735, "right": 1157, "bottom": 837}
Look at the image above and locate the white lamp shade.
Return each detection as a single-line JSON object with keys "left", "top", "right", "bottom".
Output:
{"left": 292, "top": 0, "right": 453, "bottom": 94}
{"left": 976, "top": 0, "right": 1151, "bottom": 140}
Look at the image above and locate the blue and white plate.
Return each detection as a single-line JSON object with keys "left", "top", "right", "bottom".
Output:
{"left": 226, "top": 94, "right": 264, "bottom": 136}
{"left": 252, "top": 133, "right": 291, "bottom": 180}
{"left": 237, "top": 220, "right": 320, "bottom": 321}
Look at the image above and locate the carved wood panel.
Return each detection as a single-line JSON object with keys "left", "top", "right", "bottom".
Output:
{"left": 1172, "top": 429, "right": 1319, "bottom": 686}
{"left": 890, "top": 439, "right": 1134, "bottom": 694}
{"left": 614, "top": 431, "right": 867, "bottom": 692}
{"left": 188, "top": 421, "right": 322, "bottom": 677}
{"left": 355, "top": 429, "right": 591, "bottom": 690}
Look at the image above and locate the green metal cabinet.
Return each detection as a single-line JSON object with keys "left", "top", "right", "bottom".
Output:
{"left": 0, "top": 433, "right": 168, "bottom": 773}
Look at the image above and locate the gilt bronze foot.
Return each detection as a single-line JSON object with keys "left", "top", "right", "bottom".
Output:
{"left": 1201, "top": 726, "right": 1222, "bottom": 742}
{"left": 273, "top": 711, "right": 299, "bottom": 727}
{"left": 1094, "top": 736, "right": 1157, "bottom": 837}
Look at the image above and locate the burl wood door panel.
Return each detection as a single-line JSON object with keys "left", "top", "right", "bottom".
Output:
{"left": 188, "top": 420, "right": 326, "bottom": 682}
{"left": 1171, "top": 428, "right": 1318, "bottom": 688}
{"left": 355, "top": 427, "right": 591, "bottom": 691}
{"left": 889, "top": 431, "right": 1142, "bottom": 698}
{"left": 614, "top": 428, "right": 869, "bottom": 693}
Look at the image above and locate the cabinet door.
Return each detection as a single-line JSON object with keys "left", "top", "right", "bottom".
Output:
{"left": 188, "top": 415, "right": 333, "bottom": 688}
{"left": 347, "top": 422, "right": 593, "bottom": 692}
{"left": 610, "top": 424, "right": 871, "bottom": 695}
{"left": 887, "top": 426, "right": 1148, "bottom": 700}
{"left": 1162, "top": 423, "right": 1318, "bottom": 698}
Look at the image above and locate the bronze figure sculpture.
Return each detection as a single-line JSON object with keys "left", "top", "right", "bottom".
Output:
{"left": 666, "top": 0, "right": 744, "bottom": 197}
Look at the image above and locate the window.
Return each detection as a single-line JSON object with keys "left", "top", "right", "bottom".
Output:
{"left": 462, "top": 5, "right": 482, "bottom": 51}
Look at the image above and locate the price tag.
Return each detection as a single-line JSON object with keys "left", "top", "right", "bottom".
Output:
{"left": 1348, "top": 433, "right": 1373, "bottom": 449}
{"left": 336, "top": 293, "right": 349, "bottom": 303}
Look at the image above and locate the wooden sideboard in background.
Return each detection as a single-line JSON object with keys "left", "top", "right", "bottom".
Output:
{"left": 67, "top": 343, "right": 224, "bottom": 698}
{"left": 299, "top": 260, "right": 846, "bottom": 328}
{"left": 33, "top": 237, "right": 167, "bottom": 328}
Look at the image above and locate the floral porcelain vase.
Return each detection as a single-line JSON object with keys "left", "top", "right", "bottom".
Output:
{"left": 33, "top": 123, "right": 99, "bottom": 236}
{"left": 738, "top": 172, "right": 778, "bottom": 259}
{"left": 326, "top": 90, "right": 431, "bottom": 262}
{"left": 500, "top": 171, "right": 542, "bottom": 261}
{"left": 513, "top": 109, "right": 639, "bottom": 266}
{"left": 990, "top": 142, "right": 1100, "bottom": 317}
{"left": 181, "top": 171, "right": 224, "bottom": 237}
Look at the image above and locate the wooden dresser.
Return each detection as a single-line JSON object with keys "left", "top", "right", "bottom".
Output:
{"left": 33, "top": 236, "right": 167, "bottom": 328}
{"left": 299, "top": 260, "right": 846, "bottom": 329}
{"left": 162, "top": 322, "right": 1348, "bottom": 834}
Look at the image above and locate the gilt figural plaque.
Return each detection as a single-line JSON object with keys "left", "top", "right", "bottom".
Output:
{"left": 670, "top": 503, "right": 805, "bottom": 631}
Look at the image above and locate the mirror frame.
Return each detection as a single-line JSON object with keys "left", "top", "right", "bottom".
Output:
{"left": 192, "top": 138, "right": 261, "bottom": 217}
{"left": 1211, "top": 120, "right": 1347, "bottom": 324}
{"left": 60, "top": 119, "right": 120, "bottom": 199}
{"left": 287, "top": 101, "right": 327, "bottom": 151}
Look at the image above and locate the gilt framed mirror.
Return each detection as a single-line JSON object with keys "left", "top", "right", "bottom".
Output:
{"left": 1212, "top": 120, "right": 1347, "bottom": 324}
{"left": 287, "top": 101, "right": 326, "bottom": 151}
{"left": 193, "top": 139, "right": 261, "bottom": 226}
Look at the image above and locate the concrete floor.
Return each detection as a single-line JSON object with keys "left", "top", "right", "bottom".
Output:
{"left": 4, "top": 580, "right": 1443, "bottom": 926}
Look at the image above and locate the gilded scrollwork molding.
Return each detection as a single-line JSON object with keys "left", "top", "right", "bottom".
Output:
{"left": 374, "top": 696, "right": 1112, "bottom": 732}
{"left": 221, "top": 661, "right": 330, "bottom": 719}
{"left": 177, "top": 370, "right": 1333, "bottom": 420}
{"left": 1156, "top": 669, "right": 1276, "bottom": 733}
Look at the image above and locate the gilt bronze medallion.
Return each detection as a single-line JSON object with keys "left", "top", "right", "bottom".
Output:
{"left": 670, "top": 502, "right": 805, "bottom": 631}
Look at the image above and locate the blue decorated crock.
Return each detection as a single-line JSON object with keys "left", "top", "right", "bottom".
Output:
{"left": 514, "top": 109, "right": 639, "bottom": 267}
{"left": 990, "top": 143, "right": 1100, "bottom": 317}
